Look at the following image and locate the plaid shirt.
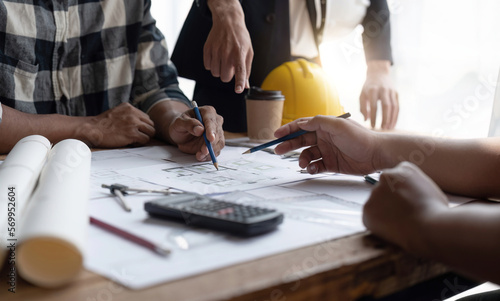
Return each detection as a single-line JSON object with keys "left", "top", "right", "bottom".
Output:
{"left": 0, "top": 0, "right": 189, "bottom": 122}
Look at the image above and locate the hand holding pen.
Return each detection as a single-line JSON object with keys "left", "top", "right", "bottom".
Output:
{"left": 273, "top": 114, "right": 381, "bottom": 176}
{"left": 192, "top": 101, "right": 220, "bottom": 170}
{"left": 166, "top": 102, "right": 224, "bottom": 164}
{"left": 243, "top": 113, "right": 350, "bottom": 154}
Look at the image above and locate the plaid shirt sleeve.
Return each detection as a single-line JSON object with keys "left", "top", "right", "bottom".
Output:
{"left": 132, "top": 1, "right": 191, "bottom": 113}
{"left": 0, "top": 0, "right": 190, "bottom": 117}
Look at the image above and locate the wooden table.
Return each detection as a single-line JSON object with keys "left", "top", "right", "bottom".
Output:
{"left": 0, "top": 139, "right": 450, "bottom": 301}
{"left": 1, "top": 233, "right": 448, "bottom": 301}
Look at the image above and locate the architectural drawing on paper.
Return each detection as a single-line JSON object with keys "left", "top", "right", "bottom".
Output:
{"left": 161, "top": 159, "right": 279, "bottom": 188}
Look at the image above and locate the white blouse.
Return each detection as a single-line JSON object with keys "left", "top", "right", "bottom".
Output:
{"left": 289, "top": 0, "right": 370, "bottom": 59}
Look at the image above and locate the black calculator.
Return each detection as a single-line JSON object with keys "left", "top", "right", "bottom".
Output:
{"left": 144, "top": 193, "right": 284, "bottom": 236}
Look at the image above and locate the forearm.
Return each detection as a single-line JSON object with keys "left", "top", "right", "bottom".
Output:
{"left": 377, "top": 135, "right": 500, "bottom": 198}
{"left": 366, "top": 60, "right": 391, "bottom": 76}
{"left": 147, "top": 100, "right": 190, "bottom": 145}
{"left": 420, "top": 203, "right": 500, "bottom": 283}
{"left": 361, "top": 0, "right": 392, "bottom": 63}
{"left": 0, "top": 105, "right": 91, "bottom": 154}
{"left": 207, "top": 0, "right": 244, "bottom": 23}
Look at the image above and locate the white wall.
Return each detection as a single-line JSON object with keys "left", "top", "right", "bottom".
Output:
{"left": 150, "top": 1, "right": 192, "bottom": 55}
{"left": 150, "top": 1, "right": 195, "bottom": 99}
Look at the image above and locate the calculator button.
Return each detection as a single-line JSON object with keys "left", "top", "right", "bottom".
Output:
{"left": 217, "top": 208, "right": 234, "bottom": 215}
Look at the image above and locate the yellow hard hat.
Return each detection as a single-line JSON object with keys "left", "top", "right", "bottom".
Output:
{"left": 261, "top": 59, "right": 344, "bottom": 125}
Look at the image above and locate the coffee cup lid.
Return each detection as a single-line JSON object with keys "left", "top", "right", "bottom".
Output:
{"left": 246, "top": 86, "right": 285, "bottom": 100}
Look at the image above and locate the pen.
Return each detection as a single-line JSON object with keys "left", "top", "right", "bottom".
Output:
{"left": 364, "top": 175, "right": 379, "bottom": 185}
{"left": 192, "top": 101, "right": 219, "bottom": 170}
{"left": 243, "top": 112, "right": 351, "bottom": 154}
{"left": 90, "top": 217, "right": 171, "bottom": 256}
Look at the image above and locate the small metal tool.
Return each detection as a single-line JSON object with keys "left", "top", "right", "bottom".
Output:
{"left": 102, "top": 183, "right": 173, "bottom": 213}
{"left": 102, "top": 184, "right": 171, "bottom": 195}
{"left": 113, "top": 188, "right": 131, "bottom": 212}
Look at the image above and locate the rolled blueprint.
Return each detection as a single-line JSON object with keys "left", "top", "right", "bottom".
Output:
{"left": 17, "top": 139, "right": 91, "bottom": 288}
{"left": 0, "top": 136, "right": 51, "bottom": 270}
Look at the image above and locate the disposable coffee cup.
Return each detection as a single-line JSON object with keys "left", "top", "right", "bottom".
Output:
{"left": 246, "top": 86, "right": 285, "bottom": 142}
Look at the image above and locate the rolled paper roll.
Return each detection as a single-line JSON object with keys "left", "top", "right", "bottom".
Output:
{"left": 17, "top": 139, "right": 91, "bottom": 288}
{"left": 0, "top": 136, "right": 51, "bottom": 270}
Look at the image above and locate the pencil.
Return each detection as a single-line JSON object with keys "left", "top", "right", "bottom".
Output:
{"left": 364, "top": 175, "right": 379, "bottom": 185}
{"left": 192, "top": 101, "right": 219, "bottom": 170}
{"left": 90, "top": 216, "right": 171, "bottom": 256}
{"left": 242, "top": 112, "right": 351, "bottom": 154}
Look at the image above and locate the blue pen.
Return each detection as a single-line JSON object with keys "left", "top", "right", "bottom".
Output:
{"left": 192, "top": 101, "right": 219, "bottom": 170}
{"left": 243, "top": 112, "right": 351, "bottom": 154}
{"left": 242, "top": 130, "right": 309, "bottom": 154}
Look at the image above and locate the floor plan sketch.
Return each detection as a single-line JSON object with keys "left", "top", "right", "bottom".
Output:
{"left": 161, "top": 159, "right": 280, "bottom": 188}
{"left": 117, "top": 152, "right": 320, "bottom": 194}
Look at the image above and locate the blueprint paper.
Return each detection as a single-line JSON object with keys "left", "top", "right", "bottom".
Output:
{"left": 85, "top": 145, "right": 474, "bottom": 289}
{"left": 85, "top": 145, "right": 371, "bottom": 289}
{"left": 18, "top": 140, "right": 91, "bottom": 287}
{"left": 0, "top": 135, "right": 51, "bottom": 269}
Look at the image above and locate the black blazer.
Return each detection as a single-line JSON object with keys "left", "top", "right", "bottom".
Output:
{"left": 172, "top": 0, "right": 393, "bottom": 132}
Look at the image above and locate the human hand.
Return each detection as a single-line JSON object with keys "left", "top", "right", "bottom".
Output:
{"left": 274, "top": 115, "right": 381, "bottom": 175}
{"left": 83, "top": 103, "right": 155, "bottom": 148}
{"left": 168, "top": 105, "right": 225, "bottom": 161}
{"left": 363, "top": 162, "right": 449, "bottom": 254}
{"left": 360, "top": 60, "right": 398, "bottom": 130}
{"left": 205, "top": 0, "right": 253, "bottom": 93}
